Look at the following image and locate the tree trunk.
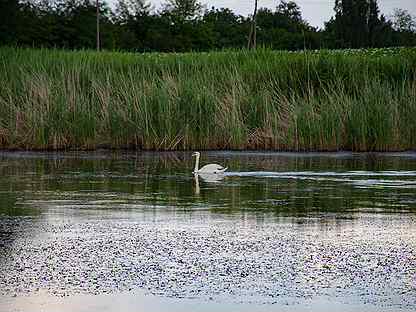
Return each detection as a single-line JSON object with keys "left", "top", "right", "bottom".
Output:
{"left": 247, "top": 0, "right": 258, "bottom": 49}
{"left": 96, "top": 0, "right": 100, "bottom": 51}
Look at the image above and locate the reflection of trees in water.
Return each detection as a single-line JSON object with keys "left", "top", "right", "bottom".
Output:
{"left": 0, "top": 152, "right": 415, "bottom": 223}
{"left": 1, "top": 151, "right": 413, "bottom": 177}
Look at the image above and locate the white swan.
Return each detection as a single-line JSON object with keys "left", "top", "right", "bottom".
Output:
{"left": 192, "top": 152, "right": 227, "bottom": 174}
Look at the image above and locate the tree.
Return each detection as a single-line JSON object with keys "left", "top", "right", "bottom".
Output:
{"left": 113, "top": 0, "right": 153, "bottom": 50}
{"left": 163, "top": 0, "right": 202, "bottom": 21}
{"left": 391, "top": 9, "right": 416, "bottom": 32}
{"left": 325, "top": 0, "right": 393, "bottom": 48}
{"left": 0, "top": 0, "right": 21, "bottom": 45}
{"left": 202, "top": 7, "right": 246, "bottom": 49}
{"left": 247, "top": 0, "right": 258, "bottom": 49}
{"left": 51, "top": 0, "right": 113, "bottom": 50}
{"left": 335, "top": 0, "right": 371, "bottom": 47}
{"left": 115, "top": 0, "right": 152, "bottom": 21}
{"left": 1, "top": 0, "right": 409, "bottom": 52}
{"left": 388, "top": 8, "right": 416, "bottom": 47}
{"left": 276, "top": 0, "right": 302, "bottom": 23}
{"left": 255, "top": 2, "right": 319, "bottom": 50}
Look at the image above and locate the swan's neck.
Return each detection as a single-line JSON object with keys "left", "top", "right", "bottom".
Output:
{"left": 193, "top": 154, "right": 200, "bottom": 173}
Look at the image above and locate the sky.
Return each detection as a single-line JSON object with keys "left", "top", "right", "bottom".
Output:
{"left": 108, "top": 0, "right": 416, "bottom": 29}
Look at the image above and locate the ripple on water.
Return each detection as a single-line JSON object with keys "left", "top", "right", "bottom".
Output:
{"left": 226, "top": 171, "right": 416, "bottom": 190}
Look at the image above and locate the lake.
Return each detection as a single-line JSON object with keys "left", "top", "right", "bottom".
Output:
{"left": 0, "top": 151, "right": 415, "bottom": 312}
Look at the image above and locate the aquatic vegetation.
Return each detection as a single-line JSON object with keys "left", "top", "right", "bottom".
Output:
{"left": 1, "top": 152, "right": 416, "bottom": 309}
{"left": 0, "top": 47, "right": 415, "bottom": 151}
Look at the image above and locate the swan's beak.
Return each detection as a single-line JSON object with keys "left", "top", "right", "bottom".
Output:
{"left": 192, "top": 152, "right": 197, "bottom": 157}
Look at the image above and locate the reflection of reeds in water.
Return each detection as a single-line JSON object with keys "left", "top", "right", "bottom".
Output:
{"left": 1, "top": 152, "right": 415, "bottom": 218}
{"left": 1, "top": 47, "right": 415, "bottom": 151}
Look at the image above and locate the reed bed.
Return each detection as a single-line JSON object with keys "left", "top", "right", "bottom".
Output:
{"left": 0, "top": 47, "right": 415, "bottom": 151}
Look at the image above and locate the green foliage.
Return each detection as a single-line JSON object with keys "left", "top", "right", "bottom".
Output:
{"left": 163, "top": 0, "right": 203, "bottom": 20}
{"left": 0, "top": 0, "right": 21, "bottom": 45}
{"left": 391, "top": 8, "right": 416, "bottom": 32}
{"left": 327, "top": 0, "right": 393, "bottom": 48}
{"left": 0, "top": 47, "right": 415, "bottom": 151}
{"left": 1, "top": 0, "right": 415, "bottom": 52}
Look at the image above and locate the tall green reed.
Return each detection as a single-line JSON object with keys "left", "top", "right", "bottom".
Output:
{"left": 0, "top": 47, "right": 415, "bottom": 151}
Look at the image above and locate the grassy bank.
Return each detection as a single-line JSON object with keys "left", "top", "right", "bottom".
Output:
{"left": 0, "top": 47, "right": 415, "bottom": 151}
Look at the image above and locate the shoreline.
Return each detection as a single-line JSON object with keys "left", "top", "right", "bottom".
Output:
{"left": 1, "top": 148, "right": 416, "bottom": 153}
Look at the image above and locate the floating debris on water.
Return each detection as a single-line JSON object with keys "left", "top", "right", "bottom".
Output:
{"left": 1, "top": 214, "right": 416, "bottom": 309}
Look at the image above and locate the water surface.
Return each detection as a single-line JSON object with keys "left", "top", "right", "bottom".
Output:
{"left": 0, "top": 151, "right": 415, "bottom": 311}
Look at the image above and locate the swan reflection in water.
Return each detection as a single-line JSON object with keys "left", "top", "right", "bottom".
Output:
{"left": 193, "top": 172, "right": 225, "bottom": 195}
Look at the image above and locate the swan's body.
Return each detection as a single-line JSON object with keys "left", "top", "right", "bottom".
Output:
{"left": 192, "top": 152, "right": 227, "bottom": 174}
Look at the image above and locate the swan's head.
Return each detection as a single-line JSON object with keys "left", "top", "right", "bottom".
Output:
{"left": 192, "top": 152, "right": 200, "bottom": 157}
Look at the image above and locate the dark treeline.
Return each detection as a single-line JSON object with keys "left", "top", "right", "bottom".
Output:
{"left": 1, "top": 0, "right": 415, "bottom": 52}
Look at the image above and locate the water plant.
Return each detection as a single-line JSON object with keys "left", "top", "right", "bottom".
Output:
{"left": 0, "top": 47, "right": 415, "bottom": 151}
